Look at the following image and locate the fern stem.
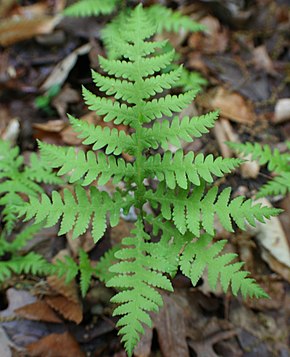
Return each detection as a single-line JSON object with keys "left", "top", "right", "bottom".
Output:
{"left": 134, "top": 120, "right": 146, "bottom": 214}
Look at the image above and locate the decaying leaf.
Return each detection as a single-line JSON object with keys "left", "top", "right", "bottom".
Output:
{"left": 0, "top": 16, "right": 61, "bottom": 46}
{"left": 211, "top": 87, "right": 254, "bottom": 124}
{"left": 46, "top": 250, "right": 83, "bottom": 324}
{"left": 153, "top": 294, "right": 189, "bottom": 357}
{"left": 14, "top": 301, "right": 62, "bottom": 323}
{"left": 40, "top": 43, "right": 91, "bottom": 91}
{"left": 45, "top": 295, "right": 83, "bottom": 324}
{"left": 253, "top": 199, "right": 290, "bottom": 264}
{"left": 26, "top": 331, "right": 85, "bottom": 357}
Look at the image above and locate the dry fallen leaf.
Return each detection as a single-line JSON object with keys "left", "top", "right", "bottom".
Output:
{"left": 52, "top": 85, "right": 80, "bottom": 118}
{"left": 26, "top": 331, "right": 85, "bottom": 357}
{"left": 46, "top": 250, "right": 83, "bottom": 324}
{"left": 211, "top": 87, "right": 254, "bottom": 124}
{"left": 153, "top": 294, "right": 189, "bottom": 357}
{"left": 253, "top": 45, "right": 276, "bottom": 75}
{"left": 273, "top": 98, "right": 290, "bottom": 124}
{"left": 189, "top": 15, "right": 228, "bottom": 54}
{"left": 0, "top": 0, "right": 15, "bottom": 17}
{"left": 45, "top": 295, "right": 83, "bottom": 324}
{"left": 14, "top": 300, "right": 62, "bottom": 323}
{"left": 40, "top": 43, "right": 91, "bottom": 91}
{"left": 0, "top": 16, "right": 61, "bottom": 47}
{"left": 247, "top": 198, "right": 290, "bottom": 282}
{"left": 33, "top": 120, "right": 67, "bottom": 133}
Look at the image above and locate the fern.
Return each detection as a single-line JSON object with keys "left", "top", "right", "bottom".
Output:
{"left": 0, "top": 139, "right": 62, "bottom": 233}
{"left": 107, "top": 219, "right": 173, "bottom": 355}
{"left": 18, "top": 6, "right": 281, "bottom": 355}
{"left": 0, "top": 224, "right": 50, "bottom": 284}
{"left": 146, "top": 182, "right": 277, "bottom": 236}
{"left": 180, "top": 234, "right": 268, "bottom": 298}
{"left": 228, "top": 141, "right": 290, "bottom": 198}
{"left": 63, "top": 0, "right": 119, "bottom": 17}
{"left": 19, "top": 186, "right": 134, "bottom": 242}
{"left": 52, "top": 249, "right": 95, "bottom": 297}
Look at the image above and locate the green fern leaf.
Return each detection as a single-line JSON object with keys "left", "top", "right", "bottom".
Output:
{"left": 144, "top": 150, "right": 242, "bottom": 189}
{"left": 145, "top": 111, "right": 219, "bottom": 150}
{"left": 180, "top": 234, "right": 268, "bottom": 298}
{"left": 64, "top": 0, "right": 118, "bottom": 17}
{"left": 0, "top": 252, "right": 50, "bottom": 283}
{"left": 256, "top": 172, "right": 290, "bottom": 198}
{"left": 0, "top": 139, "right": 61, "bottom": 233}
{"left": 98, "top": 50, "right": 175, "bottom": 81}
{"left": 107, "top": 220, "right": 173, "bottom": 356}
{"left": 38, "top": 141, "right": 134, "bottom": 185}
{"left": 227, "top": 141, "right": 289, "bottom": 173}
{"left": 19, "top": 186, "right": 132, "bottom": 243}
{"left": 146, "top": 183, "right": 281, "bottom": 236}
{"left": 146, "top": 4, "right": 206, "bottom": 34}
{"left": 52, "top": 255, "right": 79, "bottom": 283}
{"left": 79, "top": 249, "right": 94, "bottom": 296}
{"left": 95, "top": 245, "right": 120, "bottom": 283}
{"left": 68, "top": 114, "right": 133, "bottom": 155}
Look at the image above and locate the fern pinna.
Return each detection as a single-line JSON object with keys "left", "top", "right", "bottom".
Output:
{"left": 18, "top": 6, "right": 281, "bottom": 356}
{"left": 0, "top": 139, "right": 62, "bottom": 233}
{"left": 228, "top": 141, "right": 290, "bottom": 198}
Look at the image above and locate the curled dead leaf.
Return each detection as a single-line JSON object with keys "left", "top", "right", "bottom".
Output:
{"left": 211, "top": 87, "right": 254, "bottom": 124}
{"left": 14, "top": 300, "right": 62, "bottom": 323}
{"left": 26, "top": 331, "right": 85, "bottom": 357}
{"left": 45, "top": 295, "right": 83, "bottom": 324}
{"left": 0, "top": 15, "right": 61, "bottom": 47}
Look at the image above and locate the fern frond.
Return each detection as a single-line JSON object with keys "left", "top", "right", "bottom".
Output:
{"left": 53, "top": 249, "right": 94, "bottom": 296}
{"left": 0, "top": 253, "right": 50, "bottom": 283}
{"left": 146, "top": 183, "right": 281, "bottom": 236}
{"left": 175, "top": 67, "right": 208, "bottom": 91}
{"left": 145, "top": 111, "right": 219, "bottom": 150}
{"left": 146, "top": 4, "right": 206, "bottom": 34}
{"left": 24, "top": 153, "right": 63, "bottom": 185}
{"left": 144, "top": 150, "right": 242, "bottom": 189}
{"left": 95, "top": 245, "right": 120, "bottom": 283}
{"left": 180, "top": 234, "right": 268, "bottom": 298}
{"left": 91, "top": 66, "right": 183, "bottom": 103}
{"left": 256, "top": 172, "right": 290, "bottom": 198}
{"left": 145, "top": 215, "right": 190, "bottom": 277}
{"left": 19, "top": 186, "right": 133, "bottom": 243}
{"left": 52, "top": 255, "right": 79, "bottom": 284}
{"left": 107, "top": 220, "right": 173, "bottom": 356}
{"left": 0, "top": 139, "right": 61, "bottom": 233}
{"left": 101, "top": 11, "right": 168, "bottom": 59}
{"left": 38, "top": 141, "right": 134, "bottom": 185}
{"left": 0, "top": 223, "right": 43, "bottom": 256}
{"left": 98, "top": 50, "right": 175, "bottom": 81}
{"left": 64, "top": 0, "right": 118, "bottom": 17}
{"left": 68, "top": 114, "right": 133, "bottom": 155}
{"left": 140, "top": 90, "right": 198, "bottom": 122}
{"left": 227, "top": 141, "right": 289, "bottom": 173}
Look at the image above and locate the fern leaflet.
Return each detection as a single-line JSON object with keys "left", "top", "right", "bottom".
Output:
{"left": 107, "top": 219, "right": 173, "bottom": 356}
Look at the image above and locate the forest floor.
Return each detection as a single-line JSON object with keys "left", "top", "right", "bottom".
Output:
{"left": 0, "top": 0, "right": 289, "bottom": 356}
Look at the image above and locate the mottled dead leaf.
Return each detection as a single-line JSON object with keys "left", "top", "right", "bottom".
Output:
{"left": 189, "top": 16, "right": 228, "bottom": 54}
{"left": 14, "top": 300, "right": 62, "bottom": 323}
{"left": 26, "top": 332, "right": 85, "bottom": 357}
{"left": 0, "top": 0, "right": 15, "bottom": 17}
{"left": 33, "top": 120, "right": 67, "bottom": 133}
{"left": 211, "top": 88, "right": 254, "bottom": 124}
{"left": 153, "top": 294, "right": 189, "bottom": 357}
{"left": 52, "top": 85, "right": 80, "bottom": 118}
{"left": 45, "top": 295, "right": 83, "bottom": 324}
{"left": 40, "top": 43, "right": 91, "bottom": 91}
{"left": 0, "top": 16, "right": 61, "bottom": 47}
